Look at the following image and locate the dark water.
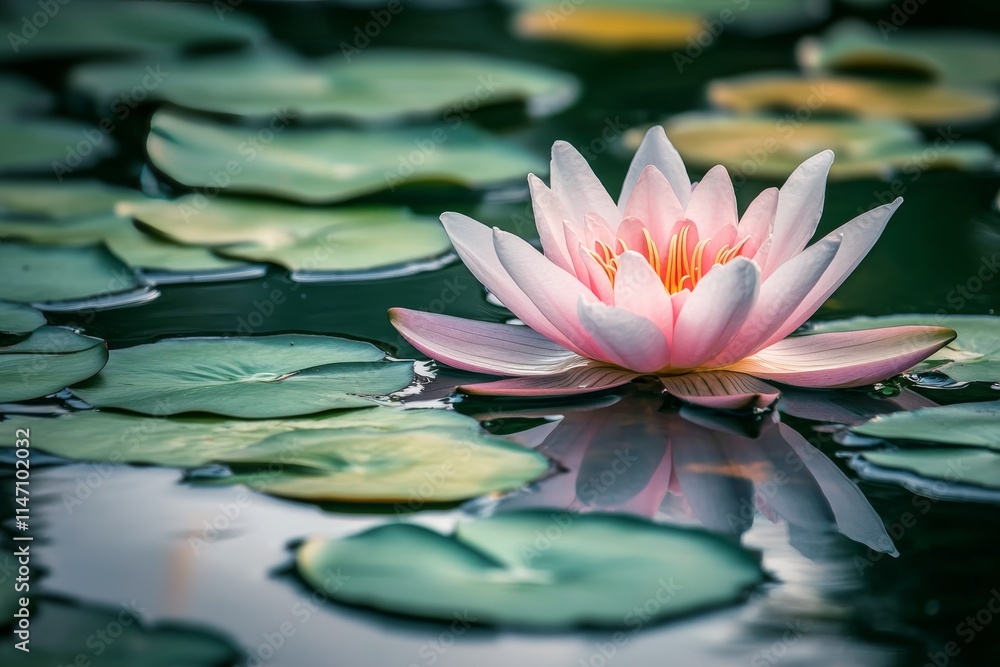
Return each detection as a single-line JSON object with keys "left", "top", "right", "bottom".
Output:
{"left": 3, "top": 1, "right": 1000, "bottom": 666}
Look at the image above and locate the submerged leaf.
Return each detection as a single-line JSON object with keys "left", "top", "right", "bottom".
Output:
{"left": 71, "top": 335, "right": 414, "bottom": 417}
{"left": 296, "top": 511, "right": 765, "bottom": 627}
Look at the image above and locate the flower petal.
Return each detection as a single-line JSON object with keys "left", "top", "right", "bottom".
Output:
{"left": 551, "top": 140, "right": 619, "bottom": 225}
{"left": 684, "top": 165, "right": 739, "bottom": 239}
{"left": 726, "top": 325, "right": 957, "bottom": 388}
{"left": 620, "top": 125, "right": 691, "bottom": 209}
{"left": 621, "top": 165, "right": 685, "bottom": 247}
{"left": 763, "top": 150, "right": 834, "bottom": 277}
{"left": 737, "top": 187, "right": 777, "bottom": 259}
{"left": 613, "top": 251, "right": 673, "bottom": 343}
{"left": 492, "top": 228, "right": 604, "bottom": 359}
{"left": 459, "top": 365, "right": 638, "bottom": 397}
{"left": 660, "top": 371, "right": 780, "bottom": 410}
{"left": 576, "top": 241, "right": 615, "bottom": 304}
{"left": 760, "top": 198, "right": 902, "bottom": 348}
{"left": 711, "top": 235, "right": 842, "bottom": 366}
{"left": 389, "top": 308, "right": 585, "bottom": 376}
{"left": 440, "top": 212, "right": 578, "bottom": 352}
{"left": 528, "top": 174, "right": 575, "bottom": 272}
{"left": 578, "top": 298, "right": 671, "bottom": 373}
{"left": 671, "top": 257, "right": 761, "bottom": 369}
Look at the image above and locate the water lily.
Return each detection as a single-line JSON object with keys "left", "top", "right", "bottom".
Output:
{"left": 390, "top": 126, "right": 955, "bottom": 409}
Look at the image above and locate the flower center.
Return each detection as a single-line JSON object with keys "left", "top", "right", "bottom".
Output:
{"left": 586, "top": 221, "right": 749, "bottom": 294}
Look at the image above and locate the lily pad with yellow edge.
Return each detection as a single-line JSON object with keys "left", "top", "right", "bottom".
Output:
{"left": 709, "top": 72, "right": 1000, "bottom": 126}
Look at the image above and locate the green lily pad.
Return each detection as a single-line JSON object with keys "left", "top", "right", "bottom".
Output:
{"left": 296, "top": 511, "right": 765, "bottom": 627}
{"left": 4, "top": 408, "right": 549, "bottom": 504}
{"left": 0, "top": 326, "right": 107, "bottom": 403}
{"left": 853, "top": 400, "right": 1000, "bottom": 449}
{"left": 0, "top": 597, "right": 239, "bottom": 666}
{"left": 0, "top": 75, "right": 51, "bottom": 115}
{"left": 0, "top": 118, "right": 114, "bottom": 174}
{"left": 800, "top": 20, "right": 1000, "bottom": 85}
{"left": 0, "top": 0, "right": 264, "bottom": 61}
{"left": 71, "top": 335, "right": 413, "bottom": 417}
{"left": 0, "top": 179, "right": 139, "bottom": 218}
{"left": 635, "top": 113, "right": 994, "bottom": 180}
{"left": 0, "top": 300, "right": 45, "bottom": 338}
{"left": 810, "top": 315, "right": 1000, "bottom": 383}
{"left": 0, "top": 241, "right": 143, "bottom": 305}
{"left": 124, "top": 197, "right": 451, "bottom": 276}
{"left": 857, "top": 449, "right": 1000, "bottom": 494}
{"left": 147, "top": 109, "right": 545, "bottom": 203}
{"left": 0, "top": 213, "right": 248, "bottom": 275}
{"left": 70, "top": 48, "right": 577, "bottom": 121}
{"left": 709, "top": 73, "right": 1000, "bottom": 125}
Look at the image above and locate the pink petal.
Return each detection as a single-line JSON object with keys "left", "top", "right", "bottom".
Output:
{"left": 613, "top": 251, "right": 673, "bottom": 343}
{"left": 684, "top": 165, "right": 738, "bottom": 239}
{"left": 621, "top": 165, "right": 685, "bottom": 248}
{"left": 614, "top": 216, "right": 650, "bottom": 257}
{"left": 726, "top": 325, "right": 957, "bottom": 388}
{"left": 710, "top": 236, "right": 842, "bottom": 366}
{"left": 550, "top": 141, "right": 619, "bottom": 225}
{"left": 737, "top": 187, "right": 778, "bottom": 258}
{"left": 492, "top": 228, "right": 605, "bottom": 359}
{"left": 620, "top": 125, "right": 692, "bottom": 209}
{"left": 576, "top": 242, "right": 615, "bottom": 304}
{"left": 389, "top": 308, "right": 585, "bottom": 376}
{"left": 759, "top": 198, "right": 902, "bottom": 348}
{"left": 763, "top": 150, "right": 834, "bottom": 277}
{"left": 440, "top": 212, "right": 579, "bottom": 352}
{"left": 459, "top": 365, "right": 638, "bottom": 397}
{"left": 577, "top": 299, "right": 671, "bottom": 373}
{"left": 671, "top": 257, "right": 760, "bottom": 369}
{"left": 584, "top": 212, "right": 615, "bottom": 248}
{"left": 660, "top": 371, "right": 780, "bottom": 410}
{"left": 528, "top": 174, "right": 575, "bottom": 272}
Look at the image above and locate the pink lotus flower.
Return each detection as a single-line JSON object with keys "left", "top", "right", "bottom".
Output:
{"left": 390, "top": 127, "right": 955, "bottom": 410}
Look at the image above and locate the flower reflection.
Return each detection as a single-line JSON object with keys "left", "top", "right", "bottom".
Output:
{"left": 479, "top": 394, "right": 897, "bottom": 558}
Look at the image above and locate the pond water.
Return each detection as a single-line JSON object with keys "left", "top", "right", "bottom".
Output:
{"left": 2, "top": 1, "right": 1000, "bottom": 666}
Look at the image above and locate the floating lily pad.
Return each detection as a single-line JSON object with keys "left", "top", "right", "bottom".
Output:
{"left": 0, "top": 327, "right": 107, "bottom": 403}
{"left": 810, "top": 315, "right": 1000, "bottom": 383}
{"left": 296, "top": 511, "right": 765, "bottom": 627}
{"left": 0, "top": 300, "right": 45, "bottom": 339}
{"left": 71, "top": 48, "right": 577, "bottom": 121}
{"left": 0, "top": 119, "right": 114, "bottom": 174}
{"left": 709, "top": 73, "right": 1000, "bottom": 125}
{"left": 513, "top": 9, "right": 703, "bottom": 49}
{"left": 0, "top": 241, "right": 143, "bottom": 304}
{"left": 853, "top": 400, "right": 1000, "bottom": 449}
{"left": 0, "top": 0, "right": 264, "bottom": 61}
{"left": 857, "top": 449, "right": 1000, "bottom": 493}
{"left": 71, "top": 335, "right": 414, "bottom": 417}
{"left": 0, "top": 75, "right": 51, "bottom": 115}
{"left": 124, "top": 197, "right": 451, "bottom": 276}
{"left": 147, "top": 109, "right": 545, "bottom": 203}
{"left": 0, "top": 179, "right": 139, "bottom": 218}
{"left": 636, "top": 113, "right": 993, "bottom": 180}
{"left": 4, "top": 408, "right": 549, "bottom": 503}
{"left": 799, "top": 20, "right": 1000, "bottom": 85}
{"left": 0, "top": 597, "right": 239, "bottom": 666}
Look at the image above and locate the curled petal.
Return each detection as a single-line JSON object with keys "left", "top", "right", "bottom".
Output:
{"left": 660, "top": 371, "right": 780, "bottom": 410}
{"left": 620, "top": 125, "right": 691, "bottom": 209}
{"left": 671, "top": 257, "right": 760, "bottom": 369}
{"left": 726, "top": 325, "right": 957, "bottom": 388}
{"left": 389, "top": 309, "right": 584, "bottom": 376}
{"left": 528, "top": 174, "right": 575, "bottom": 272}
{"left": 578, "top": 299, "right": 671, "bottom": 373}
{"left": 764, "top": 150, "right": 834, "bottom": 277}
{"left": 459, "top": 365, "right": 638, "bottom": 397}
